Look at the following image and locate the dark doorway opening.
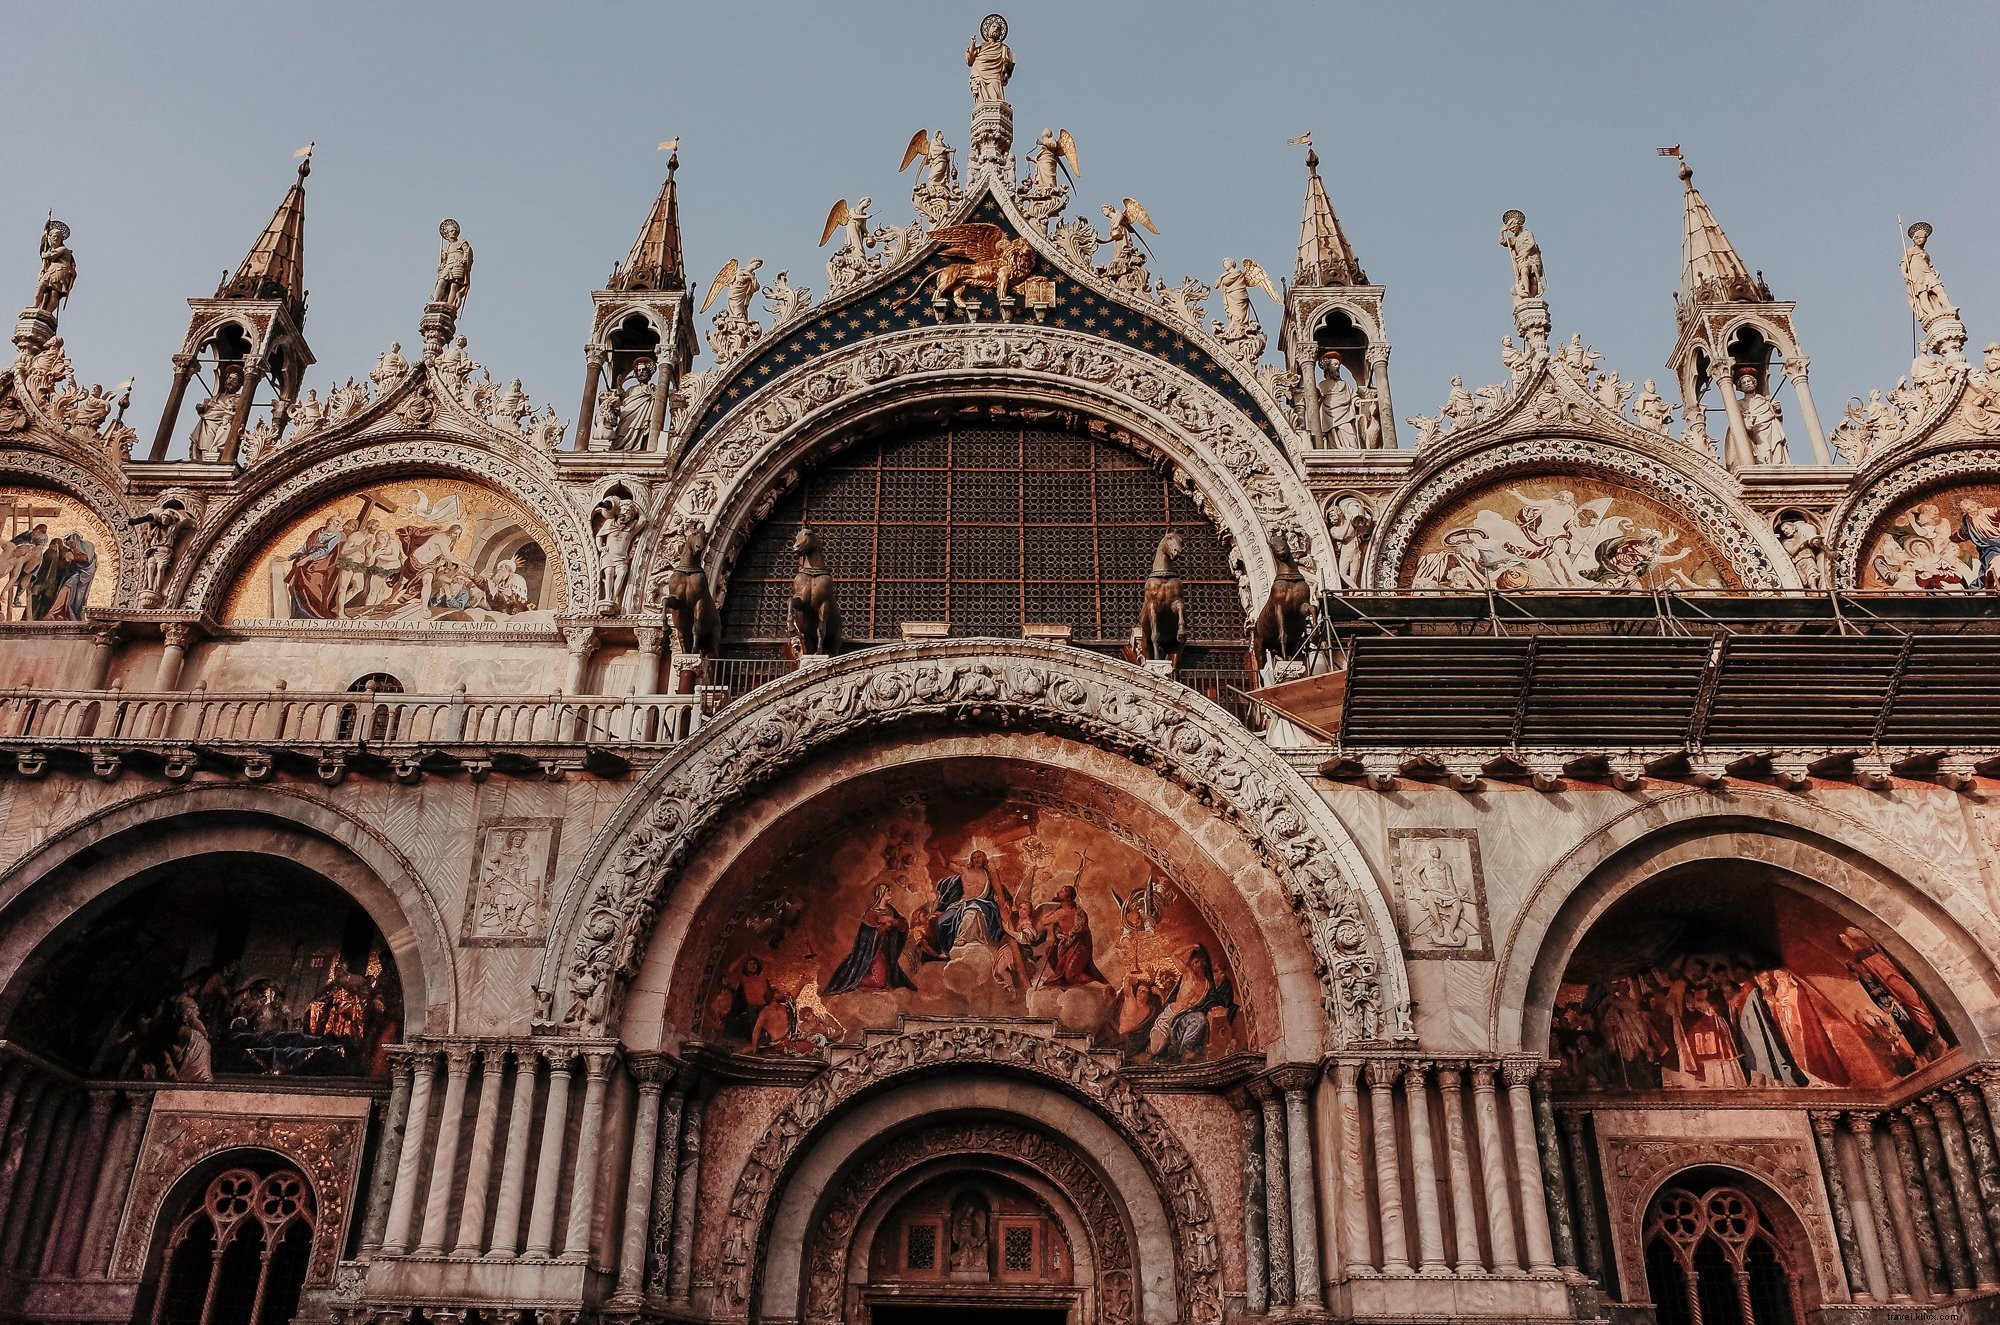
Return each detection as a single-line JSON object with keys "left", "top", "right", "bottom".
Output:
{"left": 871, "top": 1308, "right": 1068, "bottom": 1325}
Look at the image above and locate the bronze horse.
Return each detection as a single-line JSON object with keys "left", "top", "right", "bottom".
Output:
{"left": 1250, "top": 528, "right": 1313, "bottom": 669}
{"left": 790, "top": 526, "right": 841, "bottom": 655}
{"left": 1137, "top": 530, "right": 1185, "bottom": 664}
{"left": 659, "top": 525, "right": 718, "bottom": 657}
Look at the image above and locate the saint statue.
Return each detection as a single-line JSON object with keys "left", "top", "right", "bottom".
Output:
{"left": 966, "top": 14, "right": 1014, "bottom": 105}
{"left": 1901, "top": 221, "right": 1954, "bottom": 325}
{"left": 1735, "top": 369, "right": 1788, "bottom": 465}
{"left": 1498, "top": 209, "right": 1543, "bottom": 300}
{"left": 189, "top": 364, "right": 245, "bottom": 462}
{"left": 432, "top": 219, "right": 474, "bottom": 313}
{"left": 32, "top": 218, "right": 76, "bottom": 315}
{"left": 1317, "top": 361, "right": 1361, "bottom": 449}
{"left": 610, "top": 359, "right": 659, "bottom": 451}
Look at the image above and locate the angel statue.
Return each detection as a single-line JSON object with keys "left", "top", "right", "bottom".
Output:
{"left": 1018, "top": 128, "right": 1079, "bottom": 229}
{"left": 701, "top": 259, "right": 765, "bottom": 366}
{"left": 1099, "top": 198, "right": 1158, "bottom": 294}
{"left": 893, "top": 224, "right": 1039, "bottom": 317}
{"left": 1211, "top": 258, "right": 1279, "bottom": 365}
{"left": 901, "top": 129, "right": 962, "bottom": 226}
{"left": 966, "top": 14, "right": 1015, "bottom": 105}
{"left": 822, "top": 198, "right": 879, "bottom": 295}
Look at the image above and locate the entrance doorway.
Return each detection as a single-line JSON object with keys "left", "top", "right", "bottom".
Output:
{"left": 872, "top": 1308, "right": 1069, "bottom": 1325}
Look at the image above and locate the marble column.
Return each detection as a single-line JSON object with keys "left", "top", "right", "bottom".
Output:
{"left": 0, "top": 1078, "right": 50, "bottom": 1241}
{"left": 524, "top": 1051, "right": 575, "bottom": 1258}
{"left": 381, "top": 1049, "right": 437, "bottom": 1256}
{"left": 1950, "top": 1084, "right": 2000, "bottom": 1265}
{"left": 1848, "top": 1112, "right": 1910, "bottom": 1301}
{"left": 46, "top": 1088, "right": 115, "bottom": 1276}
{"left": 1529, "top": 1080, "right": 1577, "bottom": 1270}
{"left": 359, "top": 1061, "right": 413, "bottom": 1253}
{"left": 1782, "top": 356, "right": 1832, "bottom": 465}
{"left": 81, "top": 1091, "right": 150, "bottom": 1276}
{"left": 561, "top": 1051, "right": 615, "bottom": 1260}
{"left": 1470, "top": 1065, "right": 1520, "bottom": 1274}
{"left": 668, "top": 1091, "right": 705, "bottom": 1303}
{"left": 451, "top": 1047, "right": 508, "bottom": 1256}
{"left": 634, "top": 626, "right": 666, "bottom": 701}
{"left": 1255, "top": 1083, "right": 1292, "bottom": 1305}
{"left": 647, "top": 1085, "right": 687, "bottom": 1297}
{"left": 1330, "top": 1062, "right": 1370, "bottom": 1278}
{"left": 416, "top": 1046, "right": 474, "bottom": 1255}
{"left": 1909, "top": 1106, "right": 1973, "bottom": 1294}
{"left": 1502, "top": 1062, "right": 1556, "bottom": 1274}
{"left": 1363, "top": 1061, "right": 1410, "bottom": 1274}
{"left": 1401, "top": 1062, "right": 1447, "bottom": 1275}
{"left": 1276, "top": 1068, "right": 1324, "bottom": 1309}
{"left": 1887, "top": 1113, "right": 1945, "bottom": 1299}
{"left": 1930, "top": 1094, "right": 2000, "bottom": 1288}
{"left": 1809, "top": 1112, "right": 1871, "bottom": 1301}
{"left": 1437, "top": 1068, "right": 1485, "bottom": 1277}
{"left": 486, "top": 1049, "right": 540, "bottom": 1259}
{"left": 612, "top": 1059, "right": 671, "bottom": 1304}
{"left": 1711, "top": 360, "right": 1755, "bottom": 469}
{"left": 1558, "top": 1111, "right": 1604, "bottom": 1285}
{"left": 13, "top": 1096, "right": 78, "bottom": 1271}
{"left": 1231, "top": 1092, "right": 1268, "bottom": 1316}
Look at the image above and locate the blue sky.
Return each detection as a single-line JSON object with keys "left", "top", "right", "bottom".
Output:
{"left": 9, "top": 2, "right": 1997, "bottom": 438}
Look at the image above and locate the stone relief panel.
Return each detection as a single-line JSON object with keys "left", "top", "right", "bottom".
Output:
{"left": 0, "top": 485, "right": 116, "bottom": 621}
{"left": 705, "top": 791, "right": 1251, "bottom": 1063}
{"left": 1387, "top": 827, "right": 1493, "bottom": 959}
{"left": 459, "top": 817, "right": 561, "bottom": 948}
{"left": 1855, "top": 479, "right": 2000, "bottom": 591}
{"left": 225, "top": 479, "right": 561, "bottom": 623}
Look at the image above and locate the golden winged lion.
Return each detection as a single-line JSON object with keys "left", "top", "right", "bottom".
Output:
{"left": 895, "top": 223, "right": 1039, "bottom": 312}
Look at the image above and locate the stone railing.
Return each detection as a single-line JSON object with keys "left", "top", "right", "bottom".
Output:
{"left": 0, "top": 685, "right": 712, "bottom": 749}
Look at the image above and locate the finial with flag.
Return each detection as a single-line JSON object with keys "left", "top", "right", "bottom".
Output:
{"left": 1656, "top": 144, "right": 1682, "bottom": 159}
{"left": 294, "top": 141, "right": 314, "bottom": 160}
{"left": 658, "top": 136, "right": 679, "bottom": 153}
{"left": 293, "top": 141, "right": 314, "bottom": 179}
{"left": 1287, "top": 132, "right": 1312, "bottom": 148}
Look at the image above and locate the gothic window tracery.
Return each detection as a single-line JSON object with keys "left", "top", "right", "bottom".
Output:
{"left": 145, "top": 1165, "right": 315, "bottom": 1325}
{"left": 1643, "top": 1182, "right": 1797, "bottom": 1325}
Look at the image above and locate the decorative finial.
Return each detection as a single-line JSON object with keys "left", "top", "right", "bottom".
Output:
{"left": 659, "top": 136, "right": 680, "bottom": 173}
{"left": 293, "top": 141, "right": 314, "bottom": 179}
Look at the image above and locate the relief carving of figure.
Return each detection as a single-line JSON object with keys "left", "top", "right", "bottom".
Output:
{"left": 32, "top": 218, "right": 77, "bottom": 315}
{"left": 1498, "top": 209, "right": 1543, "bottom": 300}
{"left": 610, "top": 359, "right": 658, "bottom": 452}
{"left": 1325, "top": 495, "right": 1373, "bottom": 591}
{"left": 1774, "top": 512, "right": 1826, "bottom": 589}
{"left": 592, "top": 493, "right": 648, "bottom": 613}
{"left": 431, "top": 219, "right": 474, "bottom": 313}
{"left": 129, "top": 495, "right": 199, "bottom": 605}
{"left": 966, "top": 14, "right": 1015, "bottom": 104}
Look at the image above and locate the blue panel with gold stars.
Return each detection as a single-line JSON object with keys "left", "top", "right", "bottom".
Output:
{"left": 683, "top": 196, "right": 1282, "bottom": 450}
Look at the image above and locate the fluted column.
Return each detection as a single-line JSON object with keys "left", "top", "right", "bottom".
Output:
{"left": 1329, "top": 1062, "right": 1369, "bottom": 1278}
{"left": 1909, "top": 1106, "right": 1973, "bottom": 1293}
{"left": 1809, "top": 1112, "right": 1871, "bottom": 1301}
{"left": 82, "top": 1090, "right": 150, "bottom": 1276}
{"left": 1438, "top": 1067, "right": 1485, "bottom": 1277}
{"left": 1558, "top": 1110, "right": 1603, "bottom": 1285}
{"left": 1470, "top": 1065, "right": 1520, "bottom": 1274}
{"left": 1276, "top": 1068, "right": 1323, "bottom": 1309}
{"left": 1950, "top": 1084, "right": 2000, "bottom": 1266}
{"left": 416, "top": 1046, "right": 474, "bottom": 1255}
{"left": 647, "top": 1085, "right": 687, "bottom": 1296}
{"left": 0, "top": 1077, "right": 49, "bottom": 1239}
{"left": 561, "top": 1050, "right": 616, "bottom": 1260}
{"left": 612, "top": 1058, "right": 672, "bottom": 1303}
{"left": 1231, "top": 1091, "right": 1268, "bottom": 1315}
{"left": 14, "top": 1096, "right": 78, "bottom": 1271}
{"left": 1401, "top": 1062, "right": 1447, "bottom": 1275}
{"left": 1931, "top": 1093, "right": 2000, "bottom": 1288}
{"left": 668, "top": 1091, "right": 704, "bottom": 1302}
{"left": 1528, "top": 1080, "right": 1577, "bottom": 1270}
{"left": 381, "top": 1048, "right": 436, "bottom": 1256}
{"left": 1887, "top": 1113, "right": 1945, "bottom": 1299}
{"left": 1364, "top": 1061, "right": 1409, "bottom": 1274}
{"left": 486, "top": 1049, "right": 539, "bottom": 1259}
{"left": 1254, "top": 1083, "right": 1292, "bottom": 1305}
{"left": 450, "top": 1047, "right": 507, "bottom": 1256}
{"left": 1848, "top": 1112, "right": 1910, "bottom": 1301}
{"left": 46, "top": 1088, "right": 115, "bottom": 1275}
{"left": 359, "top": 1061, "right": 413, "bottom": 1253}
{"left": 524, "top": 1050, "right": 575, "bottom": 1258}
{"left": 1502, "top": 1062, "right": 1556, "bottom": 1274}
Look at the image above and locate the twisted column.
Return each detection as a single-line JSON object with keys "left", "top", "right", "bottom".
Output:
{"left": 668, "top": 1091, "right": 705, "bottom": 1302}
{"left": 1931, "top": 1093, "right": 2000, "bottom": 1288}
{"left": 1231, "top": 1091, "right": 1267, "bottom": 1315}
{"left": 1329, "top": 1062, "right": 1369, "bottom": 1278}
{"left": 612, "top": 1058, "right": 672, "bottom": 1303}
{"left": 451, "top": 1047, "right": 508, "bottom": 1256}
{"left": 1557, "top": 1111, "right": 1603, "bottom": 1285}
{"left": 1887, "top": 1112, "right": 1945, "bottom": 1299}
{"left": 1275, "top": 1068, "right": 1324, "bottom": 1309}
{"left": 561, "top": 1050, "right": 616, "bottom": 1260}
{"left": 1950, "top": 1084, "right": 2000, "bottom": 1264}
{"left": 381, "top": 1048, "right": 437, "bottom": 1256}
{"left": 1909, "top": 1106, "right": 1973, "bottom": 1293}
{"left": 1363, "top": 1061, "right": 1409, "bottom": 1274}
{"left": 1848, "top": 1112, "right": 1910, "bottom": 1301}
{"left": 1437, "top": 1067, "right": 1485, "bottom": 1277}
{"left": 1502, "top": 1062, "right": 1556, "bottom": 1274}
{"left": 1402, "top": 1062, "right": 1447, "bottom": 1275}
{"left": 359, "top": 1061, "right": 413, "bottom": 1253}
{"left": 1470, "top": 1065, "right": 1520, "bottom": 1274}
{"left": 647, "top": 1085, "right": 687, "bottom": 1297}
{"left": 1809, "top": 1112, "right": 1871, "bottom": 1301}
{"left": 416, "top": 1046, "right": 474, "bottom": 1255}
{"left": 486, "top": 1048, "right": 540, "bottom": 1258}
{"left": 524, "top": 1050, "right": 576, "bottom": 1258}
{"left": 1255, "top": 1083, "right": 1292, "bottom": 1305}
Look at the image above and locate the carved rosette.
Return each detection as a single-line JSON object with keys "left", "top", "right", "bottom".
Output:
{"left": 544, "top": 641, "right": 1402, "bottom": 1046}
{"left": 721, "top": 1024, "right": 1217, "bottom": 1325}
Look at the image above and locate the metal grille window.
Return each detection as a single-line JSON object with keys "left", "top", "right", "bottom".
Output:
{"left": 721, "top": 422, "right": 1239, "bottom": 647}
{"left": 904, "top": 1220, "right": 939, "bottom": 1273}
{"left": 1003, "top": 1224, "right": 1036, "bottom": 1274}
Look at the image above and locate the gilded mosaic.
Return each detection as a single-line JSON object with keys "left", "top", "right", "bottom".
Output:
{"left": 1857, "top": 482, "right": 2000, "bottom": 591}
{"left": 0, "top": 485, "right": 115, "bottom": 620}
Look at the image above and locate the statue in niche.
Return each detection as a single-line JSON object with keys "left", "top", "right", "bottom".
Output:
{"left": 592, "top": 492, "right": 648, "bottom": 613}
{"left": 431, "top": 219, "right": 474, "bottom": 313}
{"left": 948, "top": 1192, "right": 990, "bottom": 1273}
{"left": 1325, "top": 495, "right": 1373, "bottom": 591}
{"left": 1774, "top": 512, "right": 1826, "bottom": 589}
{"left": 129, "top": 495, "right": 199, "bottom": 605}
{"left": 966, "top": 14, "right": 1014, "bottom": 104}
{"left": 1735, "top": 369, "right": 1788, "bottom": 465}
{"left": 1498, "top": 209, "right": 1543, "bottom": 300}
{"left": 610, "top": 359, "right": 658, "bottom": 451}
{"left": 32, "top": 218, "right": 76, "bottom": 315}
{"left": 1901, "top": 221, "right": 1954, "bottom": 325}
{"left": 189, "top": 364, "right": 244, "bottom": 462}
{"left": 1317, "top": 359, "right": 1361, "bottom": 448}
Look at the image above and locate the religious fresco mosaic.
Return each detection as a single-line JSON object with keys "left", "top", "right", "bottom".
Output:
{"left": 1550, "top": 871, "right": 1953, "bottom": 1092}
{"left": 10, "top": 857, "right": 402, "bottom": 1081}
{"left": 1857, "top": 482, "right": 2000, "bottom": 591}
{"left": 706, "top": 793, "right": 1248, "bottom": 1062}
{"left": 226, "top": 478, "right": 559, "bottom": 622}
{"left": 1405, "top": 476, "right": 1735, "bottom": 591}
{"left": 0, "top": 485, "right": 115, "bottom": 621}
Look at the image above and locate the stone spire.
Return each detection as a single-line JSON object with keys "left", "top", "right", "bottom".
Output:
{"left": 219, "top": 147, "right": 310, "bottom": 312}
{"left": 1295, "top": 147, "right": 1365, "bottom": 287}
{"left": 613, "top": 149, "right": 686, "bottom": 293}
{"left": 1676, "top": 157, "right": 1766, "bottom": 307}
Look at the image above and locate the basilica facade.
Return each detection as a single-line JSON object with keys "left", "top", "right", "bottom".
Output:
{"left": 4, "top": 17, "right": 2000, "bottom": 1325}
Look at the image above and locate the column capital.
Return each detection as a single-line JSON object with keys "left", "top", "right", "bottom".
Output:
{"left": 1844, "top": 1109, "right": 1879, "bottom": 1132}
{"left": 633, "top": 625, "right": 665, "bottom": 653}
{"left": 1500, "top": 1058, "right": 1539, "bottom": 1090}
{"left": 384, "top": 1044, "right": 429, "bottom": 1073}
{"left": 1905, "top": 1103, "right": 1941, "bottom": 1131}
{"left": 1707, "top": 355, "right": 1737, "bottom": 380}
{"left": 1434, "top": 1062, "right": 1465, "bottom": 1088}
{"left": 540, "top": 1045, "right": 579, "bottom": 1073}
{"left": 1949, "top": 1081, "right": 1984, "bottom": 1109}
{"left": 1224, "top": 1086, "right": 1257, "bottom": 1114}
{"left": 1267, "top": 1065, "right": 1318, "bottom": 1095}
{"left": 580, "top": 1048, "right": 618, "bottom": 1079}
{"left": 1781, "top": 354, "right": 1811, "bottom": 381}
{"left": 562, "top": 624, "right": 597, "bottom": 654}
{"left": 628, "top": 1053, "right": 677, "bottom": 1088}
{"left": 1365, "top": 345, "right": 1392, "bottom": 368}
{"left": 1362, "top": 1058, "right": 1401, "bottom": 1091}
{"left": 1808, "top": 1109, "right": 1843, "bottom": 1138}
{"left": 443, "top": 1045, "right": 476, "bottom": 1075}
{"left": 1468, "top": 1062, "right": 1500, "bottom": 1092}
{"left": 160, "top": 622, "right": 196, "bottom": 648}
{"left": 1324, "top": 1059, "right": 1362, "bottom": 1090}
{"left": 1401, "top": 1059, "right": 1433, "bottom": 1088}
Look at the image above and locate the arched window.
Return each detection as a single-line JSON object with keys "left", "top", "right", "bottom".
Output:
{"left": 148, "top": 1166, "right": 314, "bottom": 1325}
{"left": 1644, "top": 1183, "right": 1797, "bottom": 1325}
{"left": 340, "top": 674, "right": 402, "bottom": 742}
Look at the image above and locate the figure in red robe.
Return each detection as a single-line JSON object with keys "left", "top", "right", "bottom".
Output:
{"left": 1030, "top": 885, "right": 1105, "bottom": 988}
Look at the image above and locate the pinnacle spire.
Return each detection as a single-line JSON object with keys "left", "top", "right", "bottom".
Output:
{"left": 220, "top": 149, "right": 309, "bottom": 308}
{"left": 613, "top": 150, "right": 686, "bottom": 292}
{"left": 1295, "top": 147, "right": 1365, "bottom": 287}
{"left": 1676, "top": 157, "right": 1766, "bottom": 305}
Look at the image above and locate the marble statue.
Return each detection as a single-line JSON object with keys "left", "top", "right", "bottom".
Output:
{"left": 32, "top": 218, "right": 76, "bottom": 315}
{"left": 1736, "top": 370, "right": 1788, "bottom": 465}
{"left": 1901, "top": 222, "right": 1954, "bottom": 325}
{"left": 1499, "top": 209, "right": 1543, "bottom": 300}
{"left": 1325, "top": 495, "right": 1373, "bottom": 591}
{"left": 902, "top": 128, "right": 961, "bottom": 226}
{"left": 1631, "top": 379, "right": 1674, "bottom": 433}
{"left": 488, "top": 378, "right": 532, "bottom": 434}
{"left": 432, "top": 219, "right": 474, "bottom": 313}
{"left": 435, "top": 335, "right": 476, "bottom": 394}
{"left": 189, "top": 364, "right": 244, "bottom": 462}
{"left": 1028, "top": 128, "right": 1074, "bottom": 195}
{"left": 822, "top": 198, "right": 876, "bottom": 294}
{"left": 1317, "top": 362, "right": 1361, "bottom": 449}
{"left": 761, "top": 270, "right": 811, "bottom": 326}
{"left": 289, "top": 389, "right": 326, "bottom": 439}
{"left": 369, "top": 342, "right": 409, "bottom": 393}
{"left": 1774, "top": 512, "right": 1826, "bottom": 589}
{"left": 1555, "top": 334, "right": 1599, "bottom": 378}
{"left": 1499, "top": 335, "right": 1533, "bottom": 386}
{"left": 593, "top": 494, "right": 648, "bottom": 613}
{"left": 64, "top": 384, "right": 111, "bottom": 437}
{"left": 23, "top": 335, "right": 71, "bottom": 400}
{"left": 1405, "top": 412, "right": 1443, "bottom": 447}
{"left": 1441, "top": 375, "right": 1479, "bottom": 431}
{"left": 610, "top": 360, "right": 658, "bottom": 451}
{"left": 702, "top": 259, "right": 765, "bottom": 365}
{"left": 130, "top": 496, "right": 198, "bottom": 603}
{"left": 966, "top": 14, "right": 1015, "bottom": 104}
{"left": 1211, "top": 259, "right": 1276, "bottom": 365}
{"left": 1099, "top": 198, "right": 1157, "bottom": 293}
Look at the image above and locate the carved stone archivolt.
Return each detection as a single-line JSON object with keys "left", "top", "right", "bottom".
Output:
{"left": 654, "top": 321, "right": 1332, "bottom": 612}
{"left": 725, "top": 1024, "right": 1216, "bottom": 1325}
{"left": 802, "top": 1119, "right": 1130, "bottom": 1325}
{"left": 1828, "top": 442, "right": 2000, "bottom": 589}
{"left": 0, "top": 431, "right": 155, "bottom": 609}
{"left": 543, "top": 641, "right": 1403, "bottom": 1044}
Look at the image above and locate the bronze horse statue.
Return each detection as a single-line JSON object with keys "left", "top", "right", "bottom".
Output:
{"left": 1250, "top": 528, "right": 1313, "bottom": 670}
{"left": 659, "top": 524, "right": 718, "bottom": 657}
{"left": 790, "top": 525, "right": 841, "bottom": 655}
{"left": 1136, "top": 530, "right": 1185, "bottom": 664}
